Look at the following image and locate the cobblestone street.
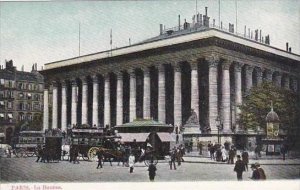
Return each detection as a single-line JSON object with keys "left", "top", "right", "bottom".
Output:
{"left": 1, "top": 156, "right": 300, "bottom": 182}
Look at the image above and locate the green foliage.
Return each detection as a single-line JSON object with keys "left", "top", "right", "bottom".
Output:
{"left": 239, "top": 82, "right": 300, "bottom": 131}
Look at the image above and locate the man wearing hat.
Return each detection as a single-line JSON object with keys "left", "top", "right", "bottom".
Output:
{"left": 255, "top": 162, "right": 266, "bottom": 180}
{"left": 234, "top": 155, "right": 246, "bottom": 180}
{"left": 250, "top": 164, "right": 260, "bottom": 180}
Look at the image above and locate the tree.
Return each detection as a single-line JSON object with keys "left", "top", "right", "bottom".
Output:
{"left": 239, "top": 82, "right": 300, "bottom": 132}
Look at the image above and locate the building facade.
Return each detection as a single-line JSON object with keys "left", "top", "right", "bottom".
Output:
{"left": 0, "top": 60, "right": 44, "bottom": 144}
{"left": 40, "top": 13, "right": 300, "bottom": 145}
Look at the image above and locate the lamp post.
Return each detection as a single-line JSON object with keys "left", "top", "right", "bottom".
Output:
{"left": 216, "top": 116, "right": 221, "bottom": 144}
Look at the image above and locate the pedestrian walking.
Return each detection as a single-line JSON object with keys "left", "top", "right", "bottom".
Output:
{"left": 255, "top": 162, "right": 266, "bottom": 180}
{"left": 199, "top": 141, "right": 203, "bottom": 155}
{"left": 148, "top": 160, "right": 157, "bottom": 181}
{"left": 170, "top": 148, "right": 177, "bottom": 170}
{"left": 73, "top": 147, "right": 79, "bottom": 164}
{"left": 250, "top": 164, "right": 260, "bottom": 180}
{"left": 128, "top": 153, "right": 135, "bottom": 173}
{"left": 35, "top": 145, "right": 43, "bottom": 162}
{"left": 96, "top": 149, "right": 103, "bottom": 169}
{"left": 228, "top": 147, "right": 235, "bottom": 164}
{"left": 234, "top": 155, "right": 246, "bottom": 181}
{"left": 221, "top": 146, "right": 227, "bottom": 162}
{"left": 242, "top": 150, "right": 249, "bottom": 171}
{"left": 280, "top": 144, "right": 287, "bottom": 161}
{"left": 209, "top": 143, "right": 215, "bottom": 160}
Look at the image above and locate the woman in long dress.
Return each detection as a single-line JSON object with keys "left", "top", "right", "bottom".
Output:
{"left": 128, "top": 153, "right": 135, "bottom": 173}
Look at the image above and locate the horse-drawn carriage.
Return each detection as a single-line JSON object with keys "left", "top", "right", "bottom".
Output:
{"left": 13, "top": 131, "right": 45, "bottom": 157}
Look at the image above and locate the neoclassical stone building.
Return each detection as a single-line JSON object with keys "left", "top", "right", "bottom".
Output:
{"left": 40, "top": 23, "right": 300, "bottom": 144}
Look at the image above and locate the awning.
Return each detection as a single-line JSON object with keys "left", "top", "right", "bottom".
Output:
{"left": 0, "top": 113, "right": 4, "bottom": 117}
{"left": 0, "top": 101, "right": 4, "bottom": 105}
{"left": 0, "top": 133, "right": 5, "bottom": 138}
{"left": 7, "top": 113, "right": 13, "bottom": 118}
{"left": 118, "top": 133, "right": 150, "bottom": 142}
{"left": 157, "top": 133, "right": 175, "bottom": 142}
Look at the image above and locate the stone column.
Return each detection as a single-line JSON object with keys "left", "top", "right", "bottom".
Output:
{"left": 222, "top": 61, "right": 231, "bottom": 133}
{"left": 190, "top": 59, "right": 199, "bottom": 119}
{"left": 283, "top": 75, "right": 290, "bottom": 90}
{"left": 81, "top": 78, "right": 88, "bottom": 125}
{"left": 104, "top": 74, "right": 110, "bottom": 127}
{"left": 92, "top": 75, "right": 99, "bottom": 127}
{"left": 264, "top": 69, "right": 273, "bottom": 82}
{"left": 71, "top": 80, "right": 78, "bottom": 126}
{"left": 116, "top": 72, "right": 123, "bottom": 125}
{"left": 143, "top": 67, "right": 151, "bottom": 119}
{"left": 245, "top": 65, "right": 254, "bottom": 92}
{"left": 234, "top": 63, "right": 242, "bottom": 130}
{"left": 256, "top": 67, "right": 263, "bottom": 86}
{"left": 173, "top": 63, "right": 182, "bottom": 127}
{"left": 273, "top": 72, "right": 282, "bottom": 87}
{"left": 43, "top": 88, "right": 49, "bottom": 131}
{"left": 158, "top": 65, "right": 166, "bottom": 124}
{"left": 129, "top": 69, "right": 136, "bottom": 122}
{"left": 52, "top": 82, "right": 58, "bottom": 129}
{"left": 207, "top": 55, "right": 219, "bottom": 132}
{"left": 61, "top": 81, "right": 67, "bottom": 131}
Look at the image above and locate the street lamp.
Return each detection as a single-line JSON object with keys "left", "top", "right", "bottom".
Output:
{"left": 215, "top": 116, "right": 221, "bottom": 144}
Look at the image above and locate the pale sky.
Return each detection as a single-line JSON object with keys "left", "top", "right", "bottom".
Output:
{"left": 0, "top": 0, "right": 299, "bottom": 72}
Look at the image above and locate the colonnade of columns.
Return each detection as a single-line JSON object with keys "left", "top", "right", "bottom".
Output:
{"left": 43, "top": 57, "right": 299, "bottom": 133}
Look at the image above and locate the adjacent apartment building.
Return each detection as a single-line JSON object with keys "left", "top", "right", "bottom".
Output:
{"left": 0, "top": 60, "right": 44, "bottom": 144}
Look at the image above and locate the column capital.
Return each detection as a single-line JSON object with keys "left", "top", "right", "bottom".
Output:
{"left": 190, "top": 59, "right": 199, "bottom": 70}
{"left": 221, "top": 60, "right": 232, "bottom": 70}
{"left": 206, "top": 54, "right": 220, "bottom": 67}
{"left": 233, "top": 62, "right": 243, "bottom": 72}
{"left": 128, "top": 68, "right": 136, "bottom": 76}
{"left": 116, "top": 71, "right": 123, "bottom": 80}
{"left": 244, "top": 64, "right": 254, "bottom": 73}
{"left": 80, "top": 77, "right": 88, "bottom": 84}
{"left": 263, "top": 68, "right": 273, "bottom": 75}
{"left": 71, "top": 79, "right": 77, "bottom": 86}
{"left": 51, "top": 81, "right": 58, "bottom": 87}
{"left": 157, "top": 64, "right": 165, "bottom": 72}
{"left": 92, "top": 75, "right": 98, "bottom": 83}
{"left": 61, "top": 80, "right": 67, "bottom": 87}
{"left": 141, "top": 67, "right": 151, "bottom": 76}
{"left": 273, "top": 71, "right": 282, "bottom": 77}
{"left": 103, "top": 73, "right": 110, "bottom": 80}
{"left": 172, "top": 62, "right": 181, "bottom": 72}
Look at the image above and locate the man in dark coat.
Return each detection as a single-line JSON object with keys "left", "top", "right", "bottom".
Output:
{"left": 96, "top": 150, "right": 103, "bottom": 169}
{"left": 35, "top": 145, "right": 43, "bottom": 162}
{"left": 250, "top": 164, "right": 260, "bottom": 180}
{"left": 242, "top": 150, "right": 249, "bottom": 171}
{"left": 234, "top": 155, "right": 245, "bottom": 180}
{"left": 228, "top": 147, "right": 235, "bottom": 164}
{"left": 148, "top": 160, "right": 157, "bottom": 181}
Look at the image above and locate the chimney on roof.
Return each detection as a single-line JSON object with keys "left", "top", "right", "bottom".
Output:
{"left": 200, "top": 14, "right": 203, "bottom": 26}
{"left": 289, "top": 47, "right": 292, "bottom": 52}
{"left": 213, "top": 19, "right": 215, "bottom": 27}
{"left": 221, "top": 21, "right": 223, "bottom": 29}
{"left": 178, "top": 15, "right": 181, "bottom": 30}
{"left": 259, "top": 30, "right": 262, "bottom": 42}
{"left": 244, "top": 25, "right": 246, "bottom": 37}
{"left": 205, "top": 7, "right": 208, "bottom": 16}
{"left": 160, "top": 24, "right": 163, "bottom": 35}
{"left": 248, "top": 28, "right": 250, "bottom": 38}
{"left": 286, "top": 42, "right": 289, "bottom": 51}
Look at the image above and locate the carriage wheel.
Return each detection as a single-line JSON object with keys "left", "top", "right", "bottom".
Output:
{"left": 16, "top": 149, "right": 27, "bottom": 158}
{"left": 88, "top": 147, "right": 99, "bottom": 161}
{"left": 144, "top": 155, "right": 158, "bottom": 166}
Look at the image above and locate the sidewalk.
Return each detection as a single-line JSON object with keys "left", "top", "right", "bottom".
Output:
{"left": 182, "top": 150, "right": 300, "bottom": 165}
